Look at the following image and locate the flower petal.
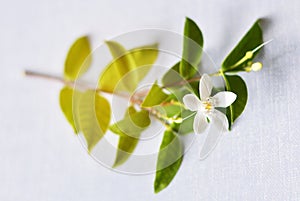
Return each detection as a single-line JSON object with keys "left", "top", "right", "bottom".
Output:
{"left": 213, "top": 91, "right": 237, "bottom": 108}
{"left": 199, "top": 110, "right": 228, "bottom": 160}
{"left": 199, "top": 74, "right": 213, "bottom": 100}
{"left": 193, "top": 112, "right": 208, "bottom": 134}
{"left": 213, "top": 110, "right": 229, "bottom": 131}
{"left": 183, "top": 94, "right": 201, "bottom": 111}
{"left": 199, "top": 119, "right": 223, "bottom": 160}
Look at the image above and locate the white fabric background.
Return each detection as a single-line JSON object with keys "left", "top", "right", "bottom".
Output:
{"left": 1, "top": 0, "right": 299, "bottom": 200}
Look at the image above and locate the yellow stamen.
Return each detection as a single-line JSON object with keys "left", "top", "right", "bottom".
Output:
{"left": 203, "top": 101, "right": 213, "bottom": 111}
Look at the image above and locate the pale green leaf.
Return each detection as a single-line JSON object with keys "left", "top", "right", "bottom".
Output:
{"left": 222, "top": 74, "right": 248, "bottom": 129}
{"left": 129, "top": 43, "right": 159, "bottom": 82}
{"left": 154, "top": 104, "right": 182, "bottom": 119}
{"left": 170, "top": 110, "right": 195, "bottom": 135}
{"left": 98, "top": 41, "right": 159, "bottom": 93}
{"left": 162, "top": 62, "right": 200, "bottom": 102}
{"left": 154, "top": 130, "right": 183, "bottom": 193}
{"left": 222, "top": 20, "right": 263, "bottom": 72}
{"left": 161, "top": 62, "right": 183, "bottom": 87}
{"left": 179, "top": 17, "right": 204, "bottom": 79}
{"left": 105, "top": 40, "right": 128, "bottom": 58}
{"left": 111, "top": 106, "right": 143, "bottom": 167}
{"left": 124, "top": 105, "right": 137, "bottom": 117}
{"left": 59, "top": 87, "right": 82, "bottom": 133}
{"left": 130, "top": 43, "right": 159, "bottom": 68}
{"left": 141, "top": 82, "right": 169, "bottom": 107}
{"left": 109, "top": 109, "right": 150, "bottom": 138}
{"left": 78, "top": 90, "right": 111, "bottom": 152}
{"left": 64, "top": 36, "right": 92, "bottom": 81}
{"left": 114, "top": 134, "right": 139, "bottom": 168}
{"left": 99, "top": 41, "right": 137, "bottom": 92}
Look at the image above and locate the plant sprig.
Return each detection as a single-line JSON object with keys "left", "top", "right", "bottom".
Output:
{"left": 25, "top": 17, "right": 269, "bottom": 193}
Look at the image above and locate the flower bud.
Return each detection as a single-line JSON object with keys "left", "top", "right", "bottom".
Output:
{"left": 251, "top": 62, "right": 263, "bottom": 71}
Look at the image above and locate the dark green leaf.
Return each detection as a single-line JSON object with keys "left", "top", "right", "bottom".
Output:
{"left": 141, "top": 82, "right": 169, "bottom": 107}
{"left": 64, "top": 36, "right": 92, "bottom": 81}
{"left": 222, "top": 20, "right": 263, "bottom": 72}
{"left": 154, "top": 130, "right": 183, "bottom": 193}
{"left": 78, "top": 90, "right": 111, "bottom": 152}
{"left": 179, "top": 17, "right": 204, "bottom": 79}
{"left": 222, "top": 74, "right": 248, "bottom": 129}
{"left": 188, "top": 81, "right": 200, "bottom": 98}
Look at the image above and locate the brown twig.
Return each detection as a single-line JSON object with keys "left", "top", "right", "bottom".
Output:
{"left": 24, "top": 70, "right": 69, "bottom": 85}
{"left": 162, "top": 76, "right": 201, "bottom": 88}
{"left": 24, "top": 70, "right": 128, "bottom": 98}
{"left": 24, "top": 70, "right": 167, "bottom": 123}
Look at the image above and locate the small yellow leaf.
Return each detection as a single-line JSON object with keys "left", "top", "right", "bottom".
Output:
{"left": 64, "top": 36, "right": 92, "bottom": 81}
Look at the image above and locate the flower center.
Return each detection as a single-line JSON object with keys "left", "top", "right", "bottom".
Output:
{"left": 201, "top": 97, "right": 215, "bottom": 113}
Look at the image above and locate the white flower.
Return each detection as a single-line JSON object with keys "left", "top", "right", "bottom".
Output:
{"left": 183, "top": 74, "right": 237, "bottom": 159}
{"left": 183, "top": 74, "right": 237, "bottom": 134}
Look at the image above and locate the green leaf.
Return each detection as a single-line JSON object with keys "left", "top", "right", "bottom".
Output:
{"left": 170, "top": 110, "right": 195, "bottom": 135}
{"left": 222, "top": 20, "right": 263, "bottom": 72}
{"left": 99, "top": 41, "right": 137, "bottom": 92}
{"left": 124, "top": 105, "right": 137, "bottom": 117}
{"left": 105, "top": 40, "right": 128, "bottom": 58}
{"left": 130, "top": 43, "right": 159, "bottom": 68}
{"left": 59, "top": 87, "right": 81, "bottom": 133}
{"left": 109, "top": 109, "right": 150, "bottom": 138}
{"left": 78, "top": 90, "right": 111, "bottom": 152}
{"left": 222, "top": 74, "right": 248, "bottom": 129}
{"left": 98, "top": 41, "right": 159, "bottom": 93}
{"left": 129, "top": 43, "right": 159, "bottom": 84}
{"left": 110, "top": 109, "right": 150, "bottom": 167}
{"left": 64, "top": 36, "right": 92, "bottom": 81}
{"left": 154, "top": 104, "right": 182, "bottom": 119}
{"left": 179, "top": 17, "right": 204, "bottom": 79}
{"left": 154, "top": 130, "right": 183, "bottom": 193}
{"left": 161, "top": 62, "right": 183, "bottom": 87}
{"left": 111, "top": 106, "right": 145, "bottom": 167}
{"left": 188, "top": 81, "right": 200, "bottom": 98}
{"left": 161, "top": 62, "right": 200, "bottom": 102}
{"left": 114, "top": 133, "right": 139, "bottom": 168}
{"left": 141, "top": 82, "right": 169, "bottom": 107}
